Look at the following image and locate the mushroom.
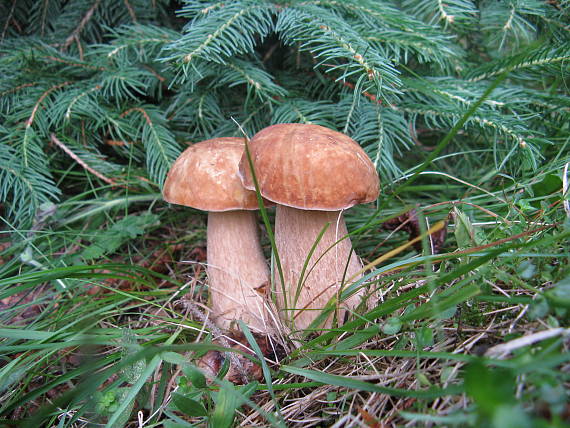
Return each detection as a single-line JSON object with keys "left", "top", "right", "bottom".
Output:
{"left": 163, "top": 137, "right": 273, "bottom": 334}
{"left": 238, "top": 124, "right": 379, "bottom": 331}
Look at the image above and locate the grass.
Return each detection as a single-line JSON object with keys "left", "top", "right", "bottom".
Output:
{"left": 1, "top": 129, "right": 569, "bottom": 427}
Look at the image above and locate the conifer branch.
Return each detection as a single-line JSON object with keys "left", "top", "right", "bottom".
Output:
{"left": 120, "top": 106, "right": 181, "bottom": 186}
{"left": 50, "top": 134, "right": 118, "bottom": 186}
{"left": 0, "top": 143, "right": 60, "bottom": 226}
{"left": 1, "top": 0, "right": 17, "bottom": 41}
{"left": 0, "top": 83, "right": 38, "bottom": 98}
{"left": 40, "top": 0, "right": 50, "bottom": 36}
{"left": 23, "top": 82, "right": 72, "bottom": 169}
{"left": 124, "top": 0, "right": 137, "bottom": 23}
{"left": 276, "top": 4, "right": 401, "bottom": 99}
{"left": 184, "top": 8, "right": 249, "bottom": 63}
{"left": 162, "top": 2, "right": 275, "bottom": 69}
{"left": 43, "top": 55, "right": 105, "bottom": 71}
{"left": 26, "top": 82, "right": 72, "bottom": 129}
{"left": 467, "top": 42, "right": 570, "bottom": 81}
{"left": 63, "top": 0, "right": 102, "bottom": 49}
{"left": 121, "top": 106, "right": 153, "bottom": 125}
{"left": 1, "top": 0, "right": 567, "bottom": 221}
{"left": 65, "top": 84, "right": 102, "bottom": 120}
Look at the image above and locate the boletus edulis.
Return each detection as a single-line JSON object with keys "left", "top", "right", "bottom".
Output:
{"left": 163, "top": 137, "right": 274, "bottom": 333}
{"left": 238, "top": 123, "right": 380, "bottom": 331}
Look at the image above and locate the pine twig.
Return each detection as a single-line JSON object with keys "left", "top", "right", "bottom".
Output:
{"left": 50, "top": 133, "right": 118, "bottom": 186}
{"left": 63, "top": 0, "right": 102, "bottom": 49}
{"left": 1, "top": 0, "right": 17, "bottom": 42}
{"left": 26, "top": 82, "right": 72, "bottom": 128}
{"left": 120, "top": 107, "right": 152, "bottom": 125}
{"left": 124, "top": 0, "right": 138, "bottom": 23}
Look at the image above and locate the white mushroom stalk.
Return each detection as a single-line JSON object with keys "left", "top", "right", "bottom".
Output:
{"left": 207, "top": 210, "right": 270, "bottom": 331}
{"left": 274, "top": 206, "right": 363, "bottom": 330}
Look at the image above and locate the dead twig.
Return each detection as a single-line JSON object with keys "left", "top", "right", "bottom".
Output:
{"left": 62, "top": 0, "right": 102, "bottom": 50}
{"left": 485, "top": 328, "right": 570, "bottom": 359}
{"left": 50, "top": 133, "right": 118, "bottom": 186}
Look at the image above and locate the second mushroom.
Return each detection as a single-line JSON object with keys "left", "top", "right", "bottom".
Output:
{"left": 163, "top": 137, "right": 273, "bottom": 334}
{"left": 239, "top": 123, "right": 380, "bottom": 331}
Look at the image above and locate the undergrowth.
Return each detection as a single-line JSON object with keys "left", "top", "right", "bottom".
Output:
{"left": 1, "top": 0, "right": 569, "bottom": 427}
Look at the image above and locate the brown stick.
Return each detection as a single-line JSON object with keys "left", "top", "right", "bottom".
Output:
{"left": 50, "top": 133, "right": 118, "bottom": 186}
{"left": 63, "top": 0, "right": 102, "bottom": 49}
{"left": 124, "top": 0, "right": 137, "bottom": 23}
{"left": 26, "top": 82, "right": 72, "bottom": 128}
{"left": 1, "top": 0, "right": 17, "bottom": 41}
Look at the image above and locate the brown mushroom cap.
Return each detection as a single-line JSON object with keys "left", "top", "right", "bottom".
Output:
{"left": 163, "top": 137, "right": 264, "bottom": 211}
{"left": 238, "top": 123, "right": 380, "bottom": 211}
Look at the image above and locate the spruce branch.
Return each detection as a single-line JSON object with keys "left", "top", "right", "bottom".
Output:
{"left": 271, "top": 99, "right": 336, "bottom": 126}
{"left": 0, "top": 83, "right": 38, "bottom": 100}
{"left": 402, "top": 0, "right": 477, "bottom": 28}
{"left": 65, "top": 84, "right": 102, "bottom": 120}
{"left": 276, "top": 4, "right": 401, "bottom": 101}
{"left": 23, "top": 81, "right": 72, "bottom": 169}
{"left": 161, "top": 1, "right": 275, "bottom": 69}
{"left": 0, "top": 0, "right": 567, "bottom": 226}
{"left": 480, "top": 0, "right": 547, "bottom": 52}
{"left": 120, "top": 106, "right": 181, "bottom": 187}
{"left": 50, "top": 133, "right": 118, "bottom": 186}
{"left": 466, "top": 42, "right": 570, "bottom": 82}
{"left": 0, "top": 142, "right": 60, "bottom": 227}
{"left": 102, "top": 25, "right": 176, "bottom": 62}
{"left": 123, "top": 0, "right": 138, "bottom": 23}
{"left": 395, "top": 72, "right": 511, "bottom": 193}
{"left": 42, "top": 54, "right": 106, "bottom": 71}
{"left": 213, "top": 58, "right": 288, "bottom": 104}
{"left": 304, "top": 0, "right": 461, "bottom": 70}
{"left": 25, "top": 82, "right": 73, "bottom": 129}
{"left": 1, "top": 0, "right": 18, "bottom": 42}
{"left": 62, "top": 0, "right": 102, "bottom": 50}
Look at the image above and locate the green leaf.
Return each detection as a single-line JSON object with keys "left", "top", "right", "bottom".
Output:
{"left": 161, "top": 351, "right": 189, "bottom": 366}
{"left": 81, "top": 214, "right": 159, "bottom": 261}
{"left": 209, "top": 381, "right": 259, "bottom": 428}
{"left": 120, "top": 329, "right": 146, "bottom": 384}
{"left": 105, "top": 355, "right": 162, "bottom": 428}
{"left": 183, "top": 365, "right": 207, "bottom": 390}
{"left": 531, "top": 174, "right": 562, "bottom": 197}
{"left": 164, "top": 421, "right": 194, "bottom": 428}
{"left": 492, "top": 404, "right": 532, "bottom": 428}
{"left": 464, "top": 361, "right": 515, "bottom": 416}
{"left": 172, "top": 393, "right": 208, "bottom": 417}
{"left": 415, "top": 326, "right": 434, "bottom": 348}
{"left": 435, "top": 305, "right": 457, "bottom": 320}
{"left": 110, "top": 387, "right": 136, "bottom": 428}
{"left": 440, "top": 366, "right": 456, "bottom": 384}
{"left": 545, "top": 276, "right": 570, "bottom": 308}
{"left": 453, "top": 208, "right": 476, "bottom": 249}
{"left": 517, "top": 260, "right": 536, "bottom": 280}
{"left": 527, "top": 295, "right": 549, "bottom": 320}
{"left": 382, "top": 317, "right": 402, "bottom": 335}
{"left": 210, "top": 384, "right": 238, "bottom": 428}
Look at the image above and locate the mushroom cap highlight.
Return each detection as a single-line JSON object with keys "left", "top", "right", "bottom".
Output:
{"left": 238, "top": 123, "right": 380, "bottom": 211}
{"left": 163, "top": 137, "right": 264, "bottom": 211}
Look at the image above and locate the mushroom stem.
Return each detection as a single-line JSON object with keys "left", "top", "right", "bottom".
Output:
{"left": 207, "top": 210, "right": 271, "bottom": 333}
{"left": 274, "top": 205, "right": 363, "bottom": 331}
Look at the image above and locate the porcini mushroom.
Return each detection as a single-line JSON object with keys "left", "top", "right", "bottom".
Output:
{"left": 238, "top": 124, "right": 379, "bottom": 331}
{"left": 163, "top": 137, "right": 273, "bottom": 333}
